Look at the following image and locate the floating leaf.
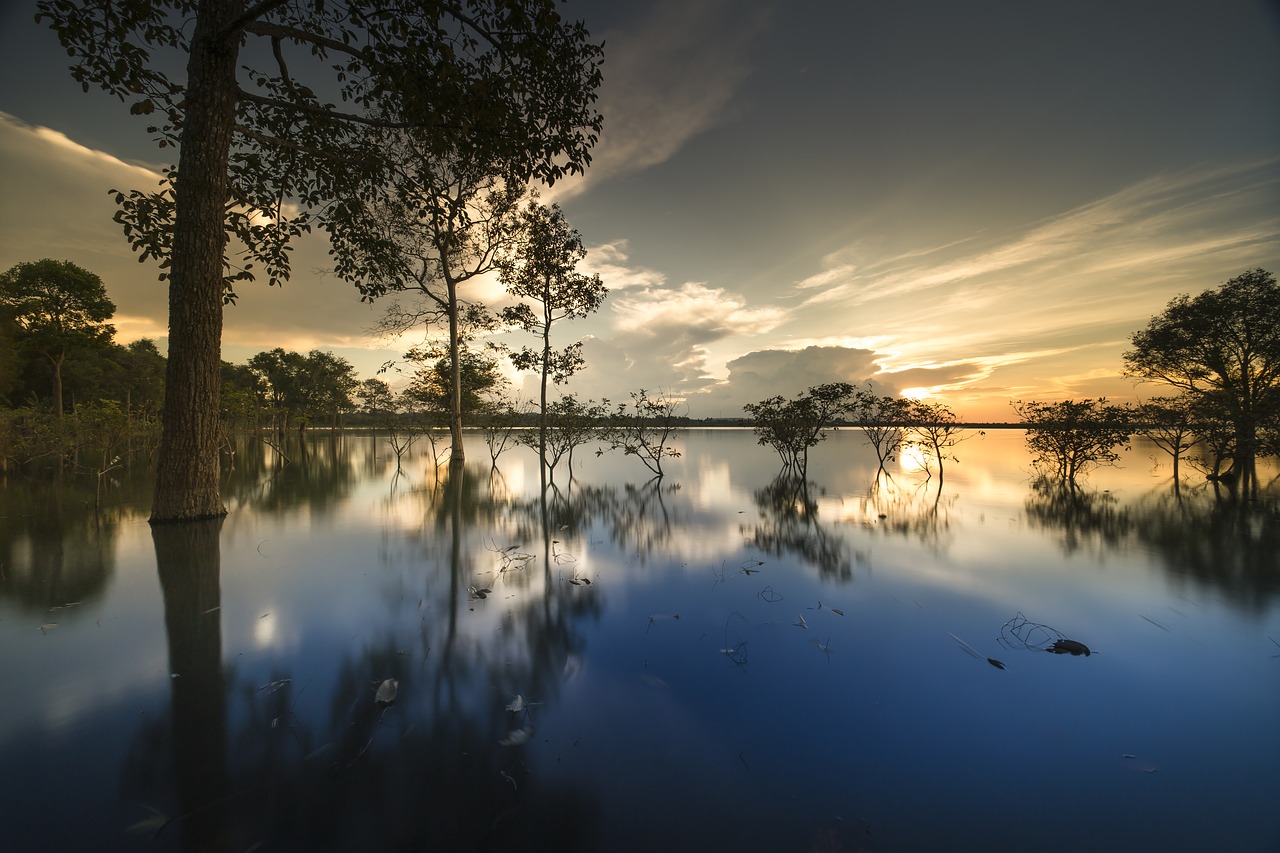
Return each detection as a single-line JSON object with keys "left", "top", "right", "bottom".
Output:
{"left": 987, "top": 658, "right": 1007, "bottom": 670}
{"left": 830, "top": 608, "right": 845, "bottom": 616}
{"left": 374, "top": 678, "right": 398, "bottom": 706}
{"left": 38, "top": 622, "right": 58, "bottom": 632}
{"left": 794, "top": 614, "right": 808, "bottom": 629}
{"left": 506, "top": 694, "right": 526, "bottom": 713}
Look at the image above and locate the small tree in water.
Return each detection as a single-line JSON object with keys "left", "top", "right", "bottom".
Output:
{"left": 745, "top": 383, "right": 858, "bottom": 480}
{"left": 605, "top": 390, "right": 685, "bottom": 479}
{"left": 1014, "top": 398, "right": 1131, "bottom": 488}
{"left": 499, "top": 201, "right": 607, "bottom": 468}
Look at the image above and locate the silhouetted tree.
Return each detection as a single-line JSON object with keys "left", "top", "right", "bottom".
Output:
{"left": 1015, "top": 398, "right": 1131, "bottom": 488}
{"left": 745, "top": 383, "right": 858, "bottom": 479}
{"left": 904, "top": 399, "right": 975, "bottom": 483}
{"left": 500, "top": 200, "right": 607, "bottom": 465}
{"left": 38, "top": 0, "right": 603, "bottom": 521}
{"left": 854, "top": 391, "right": 911, "bottom": 476}
{"left": 605, "top": 389, "right": 684, "bottom": 479}
{"left": 1125, "top": 268, "right": 1280, "bottom": 493}
{"left": 1132, "top": 395, "right": 1200, "bottom": 485}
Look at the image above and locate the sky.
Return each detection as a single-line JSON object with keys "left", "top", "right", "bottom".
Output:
{"left": 1, "top": 0, "right": 1277, "bottom": 421}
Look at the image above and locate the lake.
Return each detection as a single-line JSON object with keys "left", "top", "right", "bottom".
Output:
{"left": 1, "top": 428, "right": 1277, "bottom": 852}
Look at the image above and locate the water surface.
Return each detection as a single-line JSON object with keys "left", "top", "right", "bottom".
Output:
{"left": 2, "top": 429, "right": 1277, "bottom": 852}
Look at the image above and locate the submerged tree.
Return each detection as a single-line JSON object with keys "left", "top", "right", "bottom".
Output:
{"left": 499, "top": 200, "right": 607, "bottom": 466}
{"left": 38, "top": 0, "right": 604, "bottom": 521}
{"left": 0, "top": 259, "right": 116, "bottom": 419}
{"left": 361, "top": 162, "right": 526, "bottom": 464}
{"left": 605, "top": 389, "right": 685, "bottom": 479}
{"left": 1125, "top": 268, "right": 1280, "bottom": 493}
{"left": 745, "top": 383, "right": 857, "bottom": 479}
{"left": 1132, "top": 395, "right": 1200, "bottom": 485}
{"left": 904, "top": 399, "right": 975, "bottom": 483}
{"left": 853, "top": 391, "right": 911, "bottom": 477}
{"left": 1014, "top": 398, "right": 1131, "bottom": 488}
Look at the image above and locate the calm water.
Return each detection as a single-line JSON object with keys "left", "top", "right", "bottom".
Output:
{"left": 1, "top": 429, "right": 1278, "bottom": 853}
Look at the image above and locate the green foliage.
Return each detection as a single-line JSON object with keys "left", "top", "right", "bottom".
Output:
{"left": 500, "top": 201, "right": 607, "bottom": 382}
{"left": 525, "top": 394, "right": 607, "bottom": 477}
{"left": 36, "top": 0, "right": 605, "bottom": 297}
{"left": 0, "top": 259, "right": 116, "bottom": 417}
{"left": 402, "top": 344, "right": 505, "bottom": 418}
{"left": 36, "top": 0, "right": 604, "bottom": 517}
{"left": 247, "top": 348, "right": 358, "bottom": 430}
{"left": 1015, "top": 398, "right": 1131, "bottom": 487}
{"left": 498, "top": 199, "right": 607, "bottom": 468}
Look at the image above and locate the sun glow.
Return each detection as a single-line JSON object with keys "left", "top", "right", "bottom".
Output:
{"left": 900, "top": 386, "right": 932, "bottom": 400}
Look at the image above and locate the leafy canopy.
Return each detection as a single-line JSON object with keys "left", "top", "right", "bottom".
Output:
{"left": 36, "top": 0, "right": 606, "bottom": 299}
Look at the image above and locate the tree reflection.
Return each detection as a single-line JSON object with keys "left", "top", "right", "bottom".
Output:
{"left": 126, "top": 457, "right": 605, "bottom": 849}
{"left": 220, "top": 431, "right": 358, "bottom": 515}
{"left": 1127, "top": 487, "right": 1280, "bottom": 609}
{"left": 150, "top": 518, "right": 230, "bottom": 852}
{"left": 1024, "top": 477, "right": 1133, "bottom": 556}
{"left": 747, "top": 474, "right": 853, "bottom": 580}
{"left": 864, "top": 475, "right": 954, "bottom": 551}
{"left": 0, "top": 471, "right": 143, "bottom": 609}
{"left": 1025, "top": 476, "right": 1280, "bottom": 608}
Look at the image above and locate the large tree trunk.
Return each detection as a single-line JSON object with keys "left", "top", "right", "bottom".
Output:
{"left": 151, "top": 0, "right": 242, "bottom": 523}
{"left": 447, "top": 277, "right": 465, "bottom": 464}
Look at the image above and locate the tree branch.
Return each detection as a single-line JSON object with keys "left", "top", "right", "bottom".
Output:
{"left": 223, "top": 0, "right": 291, "bottom": 38}
{"left": 241, "top": 20, "right": 366, "bottom": 58}
{"left": 237, "top": 89, "right": 425, "bottom": 129}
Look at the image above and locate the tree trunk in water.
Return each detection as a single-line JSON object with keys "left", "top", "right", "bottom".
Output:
{"left": 447, "top": 278, "right": 465, "bottom": 463}
{"left": 151, "top": 0, "right": 242, "bottom": 523}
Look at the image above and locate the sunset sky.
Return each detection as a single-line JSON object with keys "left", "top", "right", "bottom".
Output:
{"left": 1, "top": 0, "right": 1277, "bottom": 421}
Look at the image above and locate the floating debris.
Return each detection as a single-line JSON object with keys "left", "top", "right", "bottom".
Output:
{"left": 1001, "top": 612, "right": 1094, "bottom": 656}
{"left": 1121, "top": 753, "right": 1159, "bottom": 773}
{"left": 506, "top": 694, "right": 526, "bottom": 713}
{"left": 374, "top": 678, "right": 398, "bottom": 706}
{"left": 1046, "top": 639, "right": 1091, "bottom": 657}
{"left": 949, "top": 632, "right": 1006, "bottom": 670}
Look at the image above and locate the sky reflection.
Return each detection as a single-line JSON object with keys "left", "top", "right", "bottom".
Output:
{"left": 0, "top": 429, "right": 1277, "bottom": 851}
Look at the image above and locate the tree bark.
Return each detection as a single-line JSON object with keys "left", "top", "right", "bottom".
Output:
{"left": 447, "top": 276, "right": 465, "bottom": 464}
{"left": 151, "top": 0, "right": 243, "bottom": 522}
